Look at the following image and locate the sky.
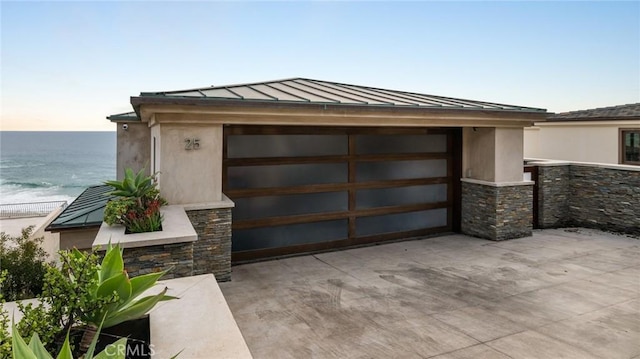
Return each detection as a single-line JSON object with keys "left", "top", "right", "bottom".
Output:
{"left": 1, "top": 1, "right": 639, "bottom": 131}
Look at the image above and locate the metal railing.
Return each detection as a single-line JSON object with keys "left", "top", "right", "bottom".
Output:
{"left": 0, "top": 201, "right": 68, "bottom": 219}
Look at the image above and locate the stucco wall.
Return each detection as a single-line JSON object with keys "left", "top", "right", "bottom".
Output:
{"left": 524, "top": 127, "right": 540, "bottom": 158}
{"left": 525, "top": 121, "right": 640, "bottom": 165}
{"left": 463, "top": 127, "right": 525, "bottom": 182}
{"left": 463, "top": 127, "right": 496, "bottom": 181}
{"left": 495, "top": 127, "right": 525, "bottom": 182}
{"left": 59, "top": 228, "right": 99, "bottom": 250}
{"left": 156, "top": 124, "right": 222, "bottom": 205}
{"left": 116, "top": 122, "right": 151, "bottom": 179}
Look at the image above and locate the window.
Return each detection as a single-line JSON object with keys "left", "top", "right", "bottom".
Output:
{"left": 620, "top": 129, "right": 640, "bottom": 165}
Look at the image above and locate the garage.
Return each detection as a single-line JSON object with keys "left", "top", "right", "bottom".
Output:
{"left": 224, "top": 125, "right": 461, "bottom": 261}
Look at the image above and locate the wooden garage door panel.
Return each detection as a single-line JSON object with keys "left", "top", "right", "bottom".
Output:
{"left": 224, "top": 126, "right": 455, "bottom": 262}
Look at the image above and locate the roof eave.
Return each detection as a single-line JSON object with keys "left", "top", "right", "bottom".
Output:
{"left": 131, "top": 95, "right": 548, "bottom": 119}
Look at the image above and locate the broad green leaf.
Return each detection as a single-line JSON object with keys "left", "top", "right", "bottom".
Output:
{"left": 12, "top": 324, "right": 37, "bottom": 359}
{"left": 108, "top": 190, "right": 131, "bottom": 197}
{"left": 85, "top": 314, "right": 106, "bottom": 358}
{"left": 128, "top": 270, "right": 168, "bottom": 302}
{"left": 93, "top": 338, "right": 127, "bottom": 359}
{"left": 55, "top": 331, "right": 73, "bottom": 359}
{"left": 100, "top": 244, "right": 124, "bottom": 281}
{"left": 28, "top": 333, "right": 54, "bottom": 359}
{"left": 103, "top": 288, "right": 168, "bottom": 328}
{"left": 97, "top": 271, "right": 132, "bottom": 303}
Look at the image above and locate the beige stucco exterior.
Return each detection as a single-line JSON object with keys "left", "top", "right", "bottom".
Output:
{"left": 116, "top": 121, "right": 150, "bottom": 179}
{"left": 463, "top": 127, "right": 524, "bottom": 182}
{"left": 111, "top": 101, "right": 544, "bottom": 207}
{"left": 524, "top": 120, "right": 640, "bottom": 164}
{"left": 153, "top": 123, "right": 222, "bottom": 204}
{"left": 59, "top": 228, "right": 99, "bottom": 250}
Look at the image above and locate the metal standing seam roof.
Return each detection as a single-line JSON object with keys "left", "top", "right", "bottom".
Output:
{"left": 107, "top": 111, "right": 140, "bottom": 121}
{"left": 547, "top": 103, "right": 640, "bottom": 121}
{"left": 46, "top": 185, "right": 114, "bottom": 231}
{"left": 135, "top": 77, "right": 546, "bottom": 113}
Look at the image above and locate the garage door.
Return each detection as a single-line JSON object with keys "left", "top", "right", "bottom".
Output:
{"left": 224, "top": 126, "right": 459, "bottom": 262}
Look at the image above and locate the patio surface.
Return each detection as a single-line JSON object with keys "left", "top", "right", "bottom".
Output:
{"left": 219, "top": 228, "right": 640, "bottom": 359}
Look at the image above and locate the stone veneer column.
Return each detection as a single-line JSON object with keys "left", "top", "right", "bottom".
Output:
{"left": 461, "top": 179, "right": 533, "bottom": 241}
{"left": 537, "top": 164, "right": 571, "bottom": 228}
{"left": 186, "top": 207, "right": 232, "bottom": 282}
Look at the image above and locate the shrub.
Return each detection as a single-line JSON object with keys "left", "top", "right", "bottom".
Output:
{"left": 0, "top": 271, "right": 11, "bottom": 359}
{"left": 0, "top": 226, "right": 51, "bottom": 301}
{"left": 14, "top": 244, "right": 173, "bottom": 355}
{"left": 104, "top": 168, "right": 166, "bottom": 233}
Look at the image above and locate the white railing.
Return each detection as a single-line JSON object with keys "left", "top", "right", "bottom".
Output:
{"left": 0, "top": 201, "right": 68, "bottom": 219}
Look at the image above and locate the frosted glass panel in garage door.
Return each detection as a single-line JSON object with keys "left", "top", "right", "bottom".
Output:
{"left": 356, "top": 134, "right": 447, "bottom": 154}
{"left": 227, "top": 135, "right": 347, "bottom": 158}
{"left": 227, "top": 163, "right": 348, "bottom": 189}
{"left": 356, "top": 159, "right": 447, "bottom": 181}
{"left": 356, "top": 184, "right": 448, "bottom": 209}
{"left": 233, "top": 220, "right": 348, "bottom": 251}
{"left": 233, "top": 191, "right": 348, "bottom": 220}
{"left": 356, "top": 208, "right": 448, "bottom": 236}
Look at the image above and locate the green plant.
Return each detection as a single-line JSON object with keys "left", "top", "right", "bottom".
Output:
{"left": 16, "top": 249, "right": 109, "bottom": 349}
{"left": 104, "top": 168, "right": 166, "bottom": 233}
{"left": 0, "top": 226, "right": 51, "bottom": 301}
{"left": 104, "top": 168, "right": 157, "bottom": 200}
{"left": 0, "top": 271, "right": 11, "bottom": 359}
{"left": 81, "top": 243, "right": 173, "bottom": 329}
{"left": 12, "top": 317, "right": 127, "bottom": 359}
{"left": 15, "top": 244, "right": 173, "bottom": 354}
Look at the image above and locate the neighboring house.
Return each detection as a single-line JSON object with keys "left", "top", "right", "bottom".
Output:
{"left": 524, "top": 103, "right": 640, "bottom": 165}
{"left": 106, "top": 77, "right": 547, "bottom": 267}
{"left": 45, "top": 185, "right": 113, "bottom": 250}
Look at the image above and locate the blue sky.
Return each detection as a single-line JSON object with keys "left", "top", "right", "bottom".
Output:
{"left": 1, "top": 1, "right": 638, "bottom": 131}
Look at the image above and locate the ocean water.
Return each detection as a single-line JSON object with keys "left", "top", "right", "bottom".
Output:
{"left": 0, "top": 131, "right": 116, "bottom": 205}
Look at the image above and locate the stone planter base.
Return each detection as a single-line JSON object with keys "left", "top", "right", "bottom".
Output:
{"left": 461, "top": 179, "right": 533, "bottom": 241}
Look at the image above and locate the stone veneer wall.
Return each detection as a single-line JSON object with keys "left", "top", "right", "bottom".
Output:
{"left": 537, "top": 165, "right": 571, "bottom": 228}
{"left": 461, "top": 181, "right": 533, "bottom": 241}
{"left": 122, "top": 242, "right": 193, "bottom": 279}
{"left": 537, "top": 164, "right": 639, "bottom": 235}
{"left": 186, "top": 208, "right": 232, "bottom": 282}
{"left": 101, "top": 207, "right": 233, "bottom": 282}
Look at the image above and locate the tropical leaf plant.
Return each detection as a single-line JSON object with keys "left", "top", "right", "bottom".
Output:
{"left": 82, "top": 243, "right": 175, "bottom": 328}
{"left": 104, "top": 168, "right": 156, "bottom": 200}
{"left": 12, "top": 315, "right": 127, "bottom": 359}
{"left": 104, "top": 168, "right": 166, "bottom": 233}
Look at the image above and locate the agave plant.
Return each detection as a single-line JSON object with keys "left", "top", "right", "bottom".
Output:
{"left": 83, "top": 243, "right": 174, "bottom": 329}
{"left": 104, "top": 168, "right": 166, "bottom": 233}
{"left": 104, "top": 168, "right": 157, "bottom": 200}
{"left": 12, "top": 317, "right": 127, "bottom": 359}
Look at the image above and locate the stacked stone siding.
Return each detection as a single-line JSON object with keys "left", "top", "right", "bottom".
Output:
{"left": 537, "top": 165, "right": 571, "bottom": 228}
{"left": 536, "top": 164, "right": 639, "bottom": 235}
{"left": 461, "top": 181, "right": 533, "bottom": 241}
{"left": 121, "top": 242, "right": 193, "bottom": 279}
{"left": 98, "top": 207, "right": 233, "bottom": 282}
{"left": 186, "top": 208, "right": 232, "bottom": 282}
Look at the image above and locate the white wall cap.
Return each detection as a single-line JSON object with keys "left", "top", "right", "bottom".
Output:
{"left": 461, "top": 178, "right": 535, "bottom": 187}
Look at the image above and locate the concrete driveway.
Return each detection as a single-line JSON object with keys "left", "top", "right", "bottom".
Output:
{"left": 219, "top": 229, "right": 640, "bottom": 359}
